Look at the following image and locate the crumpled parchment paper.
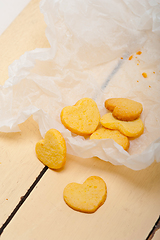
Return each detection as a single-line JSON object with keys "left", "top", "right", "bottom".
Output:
{"left": 0, "top": 0, "right": 160, "bottom": 170}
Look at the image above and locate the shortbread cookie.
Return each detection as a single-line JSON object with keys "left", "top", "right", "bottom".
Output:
{"left": 105, "top": 98, "right": 143, "bottom": 121}
{"left": 61, "top": 98, "right": 100, "bottom": 135}
{"left": 63, "top": 176, "right": 107, "bottom": 213}
{"left": 100, "top": 113, "right": 144, "bottom": 138}
{"left": 90, "top": 127, "right": 129, "bottom": 150}
{"left": 35, "top": 129, "right": 66, "bottom": 169}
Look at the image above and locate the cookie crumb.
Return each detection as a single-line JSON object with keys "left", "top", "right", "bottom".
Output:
{"left": 136, "top": 51, "right": 142, "bottom": 55}
{"left": 149, "top": 85, "right": 151, "bottom": 88}
{"left": 121, "top": 57, "right": 123, "bottom": 59}
{"left": 153, "top": 72, "right": 155, "bottom": 74}
{"left": 137, "top": 80, "right": 139, "bottom": 82}
{"left": 129, "top": 55, "right": 133, "bottom": 60}
{"left": 142, "top": 72, "right": 147, "bottom": 78}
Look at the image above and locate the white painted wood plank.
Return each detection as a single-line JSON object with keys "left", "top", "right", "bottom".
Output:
{"left": 0, "top": 0, "right": 50, "bottom": 84}
{"left": 1, "top": 155, "right": 160, "bottom": 240}
{"left": 0, "top": 116, "right": 44, "bottom": 225}
{"left": 0, "top": 0, "right": 50, "bottom": 227}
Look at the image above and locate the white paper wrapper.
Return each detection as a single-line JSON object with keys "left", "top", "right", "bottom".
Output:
{"left": 0, "top": 0, "right": 160, "bottom": 170}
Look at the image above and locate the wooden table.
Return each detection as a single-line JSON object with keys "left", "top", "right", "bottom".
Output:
{"left": 0, "top": 0, "right": 160, "bottom": 239}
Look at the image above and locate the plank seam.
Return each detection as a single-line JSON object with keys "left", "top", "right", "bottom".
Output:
{"left": 0, "top": 165, "right": 48, "bottom": 236}
{"left": 146, "top": 215, "right": 160, "bottom": 240}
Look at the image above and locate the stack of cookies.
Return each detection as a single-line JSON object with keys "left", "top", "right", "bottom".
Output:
{"left": 60, "top": 97, "right": 144, "bottom": 151}
{"left": 92, "top": 98, "right": 144, "bottom": 151}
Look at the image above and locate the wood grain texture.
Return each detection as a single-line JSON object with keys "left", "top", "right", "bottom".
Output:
{"left": 0, "top": 0, "right": 160, "bottom": 239}
{"left": 0, "top": 116, "right": 44, "bottom": 225}
{"left": 0, "top": 0, "right": 50, "bottom": 84}
{"left": 0, "top": 0, "right": 49, "bottom": 226}
{"left": 1, "top": 155, "right": 160, "bottom": 240}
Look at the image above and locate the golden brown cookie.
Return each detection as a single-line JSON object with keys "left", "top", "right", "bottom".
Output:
{"left": 90, "top": 127, "right": 129, "bottom": 150}
{"left": 63, "top": 176, "right": 107, "bottom": 213}
{"left": 105, "top": 98, "right": 143, "bottom": 121}
{"left": 100, "top": 113, "right": 144, "bottom": 138}
{"left": 35, "top": 129, "right": 66, "bottom": 169}
{"left": 60, "top": 98, "right": 100, "bottom": 135}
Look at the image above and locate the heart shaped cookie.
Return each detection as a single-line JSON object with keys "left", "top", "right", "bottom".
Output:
{"left": 63, "top": 176, "right": 107, "bottom": 213}
{"left": 90, "top": 127, "right": 129, "bottom": 151}
{"left": 100, "top": 113, "right": 144, "bottom": 138}
{"left": 105, "top": 98, "right": 143, "bottom": 121}
{"left": 60, "top": 98, "right": 100, "bottom": 135}
{"left": 35, "top": 129, "right": 66, "bottom": 169}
